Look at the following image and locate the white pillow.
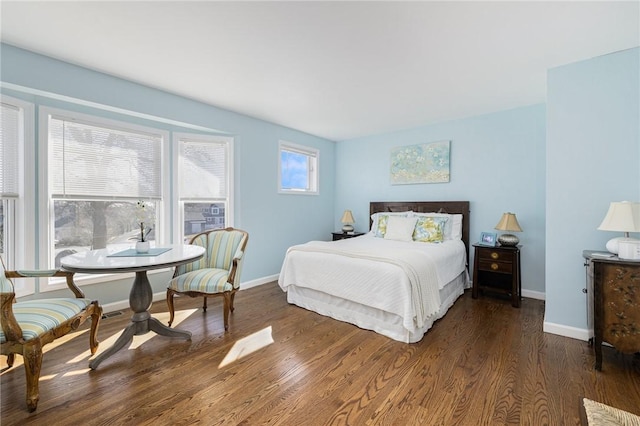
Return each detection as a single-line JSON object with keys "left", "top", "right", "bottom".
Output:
{"left": 370, "top": 211, "right": 412, "bottom": 237}
{"left": 384, "top": 216, "right": 418, "bottom": 241}
{"left": 411, "top": 212, "right": 463, "bottom": 240}
{"left": 449, "top": 214, "right": 463, "bottom": 240}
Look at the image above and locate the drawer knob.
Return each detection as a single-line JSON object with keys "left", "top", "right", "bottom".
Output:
{"left": 491, "top": 252, "right": 499, "bottom": 259}
{"left": 491, "top": 263, "right": 499, "bottom": 270}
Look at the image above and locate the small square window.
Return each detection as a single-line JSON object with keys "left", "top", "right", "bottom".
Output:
{"left": 278, "top": 141, "right": 319, "bottom": 195}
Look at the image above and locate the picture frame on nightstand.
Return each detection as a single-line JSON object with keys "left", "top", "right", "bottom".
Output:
{"left": 479, "top": 232, "right": 497, "bottom": 247}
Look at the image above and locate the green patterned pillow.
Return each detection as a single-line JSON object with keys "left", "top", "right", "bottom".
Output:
{"left": 413, "top": 216, "right": 448, "bottom": 243}
{"left": 374, "top": 214, "right": 390, "bottom": 237}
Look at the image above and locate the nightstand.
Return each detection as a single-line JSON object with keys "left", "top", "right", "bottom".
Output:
{"left": 332, "top": 232, "right": 365, "bottom": 241}
{"left": 472, "top": 244, "right": 521, "bottom": 307}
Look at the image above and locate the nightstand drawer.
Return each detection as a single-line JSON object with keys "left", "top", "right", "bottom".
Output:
{"left": 477, "top": 249, "right": 515, "bottom": 262}
{"left": 478, "top": 260, "right": 513, "bottom": 274}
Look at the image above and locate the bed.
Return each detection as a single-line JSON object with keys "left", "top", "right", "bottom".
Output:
{"left": 278, "top": 201, "right": 471, "bottom": 343}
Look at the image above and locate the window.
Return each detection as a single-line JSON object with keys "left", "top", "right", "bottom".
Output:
{"left": 174, "top": 133, "right": 232, "bottom": 242}
{"left": 40, "top": 107, "right": 168, "bottom": 274}
{"left": 0, "top": 102, "right": 20, "bottom": 266}
{"left": 278, "top": 141, "right": 319, "bottom": 195}
{"left": 3, "top": 95, "right": 233, "bottom": 293}
{"left": 1, "top": 97, "right": 34, "bottom": 295}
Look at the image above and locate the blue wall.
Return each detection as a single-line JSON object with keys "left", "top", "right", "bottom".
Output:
{"left": 0, "top": 43, "right": 336, "bottom": 305}
{"left": 3, "top": 42, "right": 639, "bottom": 340}
{"left": 545, "top": 47, "right": 640, "bottom": 337}
{"left": 335, "top": 105, "right": 547, "bottom": 296}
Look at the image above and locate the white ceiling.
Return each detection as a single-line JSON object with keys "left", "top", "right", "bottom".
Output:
{"left": 1, "top": 1, "right": 639, "bottom": 141}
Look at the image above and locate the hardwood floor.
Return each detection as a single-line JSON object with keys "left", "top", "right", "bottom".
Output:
{"left": 2, "top": 282, "right": 639, "bottom": 425}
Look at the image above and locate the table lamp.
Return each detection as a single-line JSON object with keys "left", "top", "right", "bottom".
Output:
{"left": 341, "top": 210, "right": 355, "bottom": 233}
{"left": 494, "top": 212, "right": 522, "bottom": 246}
{"left": 597, "top": 201, "right": 640, "bottom": 256}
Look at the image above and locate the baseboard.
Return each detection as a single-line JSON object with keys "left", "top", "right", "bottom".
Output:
{"left": 102, "top": 300, "right": 130, "bottom": 314}
{"left": 241, "top": 274, "right": 279, "bottom": 290}
{"left": 469, "top": 280, "right": 546, "bottom": 301}
{"left": 543, "top": 321, "right": 590, "bottom": 341}
{"left": 522, "top": 289, "right": 545, "bottom": 300}
{"left": 100, "top": 274, "right": 279, "bottom": 314}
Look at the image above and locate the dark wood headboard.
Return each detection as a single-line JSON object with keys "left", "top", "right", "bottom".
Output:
{"left": 369, "top": 201, "right": 471, "bottom": 261}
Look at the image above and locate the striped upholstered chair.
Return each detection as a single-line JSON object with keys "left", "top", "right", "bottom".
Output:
{"left": 0, "top": 258, "right": 102, "bottom": 411}
{"left": 167, "top": 227, "right": 248, "bottom": 331}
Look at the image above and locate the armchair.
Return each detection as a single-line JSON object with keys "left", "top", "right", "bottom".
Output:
{"left": 0, "top": 258, "right": 102, "bottom": 411}
{"left": 167, "top": 227, "right": 248, "bottom": 331}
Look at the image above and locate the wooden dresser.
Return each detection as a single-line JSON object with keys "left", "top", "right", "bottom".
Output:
{"left": 583, "top": 251, "right": 640, "bottom": 370}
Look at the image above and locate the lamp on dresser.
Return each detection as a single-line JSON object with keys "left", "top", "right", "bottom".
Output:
{"left": 341, "top": 210, "right": 355, "bottom": 233}
{"left": 597, "top": 201, "right": 640, "bottom": 259}
{"left": 494, "top": 212, "right": 522, "bottom": 246}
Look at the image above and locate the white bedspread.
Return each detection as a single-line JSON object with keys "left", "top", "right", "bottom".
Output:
{"left": 278, "top": 234, "right": 467, "bottom": 334}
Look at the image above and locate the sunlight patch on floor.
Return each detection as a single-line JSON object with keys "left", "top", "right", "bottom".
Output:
{"left": 62, "top": 368, "right": 91, "bottom": 377}
{"left": 1, "top": 329, "right": 88, "bottom": 374}
{"left": 1, "top": 308, "right": 198, "bottom": 379}
{"left": 219, "top": 326, "right": 274, "bottom": 368}
{"left": 128, "top": 309, "right": 197, "bottom": 350}
{"left": 39, "top": 373, "right": 57, "bottom": 381}
{"left": 85, "top": 308, "right": 198, "bottom": 357}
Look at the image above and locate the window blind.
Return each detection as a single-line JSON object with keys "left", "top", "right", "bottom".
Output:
{"left": 282, "top": 143, "right": 318, "bottom": 159}
{"left": 0, "top": 103, "right": 20, "bottom": 198}
{"left": 49, "top": 116, "right": 162, "bottom": 199}
{"left": 179, "top": 138, "right": 227, "bottom": 200}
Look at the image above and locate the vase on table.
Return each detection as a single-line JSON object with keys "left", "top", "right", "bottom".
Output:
{"left": 135, "top": 241, "right": 150, "bottom": 253}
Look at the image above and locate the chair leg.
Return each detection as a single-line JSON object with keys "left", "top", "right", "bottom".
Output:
{"left": 89, "top": 303, "right": 102, "bottom": 355}
{"left": 7, "top": 353, "right": 15, "bottom": 368}
{"left": 166, "top": 289, "right": 176, "bottom": 326}
{"left": 229, "top": 290, "right": 236, "bottom": 313}
{"left": 23, "top": 339, "right": 43, "bottom": 412}
{"left": 223, "top": 293, "right": 231, "bottom": 331}
{"left": 202, "top": 296, "right": 208, "bottom": 312}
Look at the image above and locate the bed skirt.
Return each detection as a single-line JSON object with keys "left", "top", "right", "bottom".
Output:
{"left": 286, "top": 270, "right": 470, "bottom": 343}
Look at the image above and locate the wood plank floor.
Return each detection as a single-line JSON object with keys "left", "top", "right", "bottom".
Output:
{"left": 2, "top": 282, "right": 639, "bottom": 425}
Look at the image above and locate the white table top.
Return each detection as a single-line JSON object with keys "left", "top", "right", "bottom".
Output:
{"left": 60, "top": 244, "right": 205, "bottom": 274}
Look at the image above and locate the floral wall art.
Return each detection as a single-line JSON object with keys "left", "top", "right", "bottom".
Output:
{"left": 390, "top": 140, "right": 451, "bottom": 184}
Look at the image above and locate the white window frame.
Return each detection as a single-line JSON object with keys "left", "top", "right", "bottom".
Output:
{"left": 278, "top": 141, "right": 319, "bottom": 195}
{"left": 1, "top": 95, "right": 35, "bottom": 296}
{"left": 172, "top": 132, "right": 234, "bottom": 244}
{"left": 38, "top": 106, "right": 170, "bottom": 291}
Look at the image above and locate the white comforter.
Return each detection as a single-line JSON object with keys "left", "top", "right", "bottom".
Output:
{"left": 278, "top": 234, "right": 467, "bottom": 334}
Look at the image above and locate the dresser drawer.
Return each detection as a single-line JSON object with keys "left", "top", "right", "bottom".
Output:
{"left": 477, "top": 249, "right": 515, "bottom": 262}
{"left": 478, "top": 259, "right": 513, "bottom": 274}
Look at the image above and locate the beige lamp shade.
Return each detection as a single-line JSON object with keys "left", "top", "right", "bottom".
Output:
{"left": 597, "top": 201, "right": 640, "bottom": 255}
{"left": 597, "top": 201, "right": 640, "bottom": 233}
{"left": 494, "top": 213, "right": 523, "bottom": 232}
{"left": 341, "top": 210, "right": 355, "bottom": 232}
{"left": 494, "top": 212, "right": 522, "bottom": 246}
